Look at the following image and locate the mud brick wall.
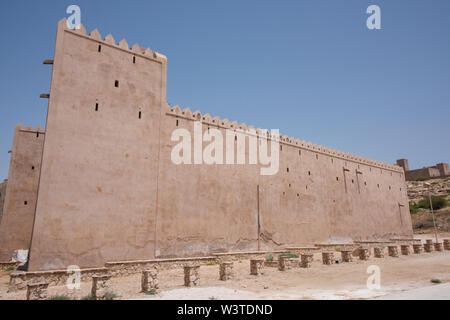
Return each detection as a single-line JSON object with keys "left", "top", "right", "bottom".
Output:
{"left": 25, "top": 18, "right": 412, "bottom": 271}
{"left": 0, "top": 125, "right": 44, "bottom": 261}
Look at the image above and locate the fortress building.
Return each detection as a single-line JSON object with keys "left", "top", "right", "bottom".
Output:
{"left": 0, "top": 19, "right": 412, "bottom": 271}
{"left": 396, "top": 159, "right": 450, "bottom": 181}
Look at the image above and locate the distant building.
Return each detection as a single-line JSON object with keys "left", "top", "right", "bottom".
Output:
{"left": 396, "top": 159, "right": 450, "bottom": 181}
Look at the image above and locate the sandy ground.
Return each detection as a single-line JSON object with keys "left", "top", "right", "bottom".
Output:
{"left": 1, "top": 233, "right": 449, "bottom": 300}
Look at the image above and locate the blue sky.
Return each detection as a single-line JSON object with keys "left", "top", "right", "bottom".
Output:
{"left": 0, "top": 0, "right": 449, "bottom": 179}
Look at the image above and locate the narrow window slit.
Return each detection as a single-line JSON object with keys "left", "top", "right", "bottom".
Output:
{"left": 138, "top": 111, "right": 142, "bottom": 119}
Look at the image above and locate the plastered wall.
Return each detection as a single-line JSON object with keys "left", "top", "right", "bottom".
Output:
{"left": 0, "top": 125, "right": 44, "bottom": 261}
{"left": 0, "top": 180, "right": 7, "bottom": 225}
{"left": 27, "top": 19, "right": 412, "bottom": 271}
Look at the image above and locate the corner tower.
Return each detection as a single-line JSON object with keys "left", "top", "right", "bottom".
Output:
{"left": 28, "top": 19, "right": 167, "bottom": 270}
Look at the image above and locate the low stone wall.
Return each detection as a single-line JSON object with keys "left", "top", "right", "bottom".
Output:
{"left": 285, "top": 247, "right": 321, "bottom": 255}
{"left": 389, "top": 238, "right": 422, "bottom": 246}
{"left": 213, "top": 250, "right": 288, "bottom": 262}
{"left": 9, "top": 267, "right": 109, "bottom": 292}
{"left": 0, "top": 262, "right": 20, "bottom": 272}
{"left": 315, "top": 243, "right": 357, "bottom": 251}
{"left": 105, "top": 256, "right": 218, "bottom": 277}
{"left": 264, "top": 261, "right": 278, "bottom": 268}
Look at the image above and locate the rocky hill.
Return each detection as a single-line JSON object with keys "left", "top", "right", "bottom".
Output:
{"left": 407, "top": 177, "right": 450, "bottom": 233}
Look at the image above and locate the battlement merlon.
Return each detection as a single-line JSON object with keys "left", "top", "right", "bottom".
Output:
{"left": 15, "top": 124, "right": 45, "bottom": 134}
{"left": 166, "top": 104, "right": 403, "bottom": 173}
{"left": 57, "top": 18, "right": 167, "bottom": 64}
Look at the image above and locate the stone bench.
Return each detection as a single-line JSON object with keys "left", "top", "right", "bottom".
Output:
{"left": 434, "top": 243, "right": 443, "bottom": 252}
{"left": 401, "top": 245, "right": 411, "bottom": 256}
{"left": 413, "top": 244, "right": 423, "bottom": 254}
{"left": 26, "top": 282, "right": 49, "bottom": 300}
{"left": 444, "top": 239, "right": 450, "bottom": 251}
{"left": 322, "top": 252, "right": 334, "bottom": 265}
{"left": 341, "top": 250, "right": 353, "bottom": 262}
{"left": 250, "top": 259, "right": 265, "bottom": 276}
{"left": 424, "top": 239, "right": 434, "bottom": 253}
{"left": 388, "top": 246, "right": 399, "bottom": 257}
{"left": 91, "top": 274, "right": 112, "bottom": 300}
{"left": 141, "top": 269, "right": 158, "bottom": 293}
{"left": 278, "top": 256, "right": 291, "bottom": 271}
{"left": 358, "top": 248, "right": 370, "bottom": 261}
{"left": 300, "top": 254, "right": 313, "bottom": 268}
{"left": 374, "top": 247, "right": 384, "bottom": 258}
{"left": 184, "top": 265, "right": 200, "bottom": 287}
{"left": 219, "top": 262, "right": 233, "bottom": 281}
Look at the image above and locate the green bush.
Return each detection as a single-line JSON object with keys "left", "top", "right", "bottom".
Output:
{"left": 81, "top": 294, "right": 96, "bottom": 300}
{"left": 265, "top": 253, "right": 273, "bottom": 262}
{"left": 431, "top": 279, "right": 442, "bottom": 284}
{"left": 409, "top": 203, "right": 419, "bottom": 214}
{"left": 416, "top": 196, "right": 448, "bottom": 210}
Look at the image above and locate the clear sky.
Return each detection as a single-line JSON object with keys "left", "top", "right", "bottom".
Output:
{"left": 0, "top": 0, "right": 449, "bottom": 179}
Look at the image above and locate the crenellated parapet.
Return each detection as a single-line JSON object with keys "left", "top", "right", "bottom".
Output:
{"left": 166, "top": 105, "right": 402, "bottom": 173}
{"left": 59, "top": 18, "right": 167, "bottom": 64}
{"left": 15, "top": 124, "right": 45, "bottom": 134}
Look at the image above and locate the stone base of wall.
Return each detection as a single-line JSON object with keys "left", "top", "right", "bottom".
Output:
{"left": 8, "top": 267, "right": 109, "bottom": 292}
